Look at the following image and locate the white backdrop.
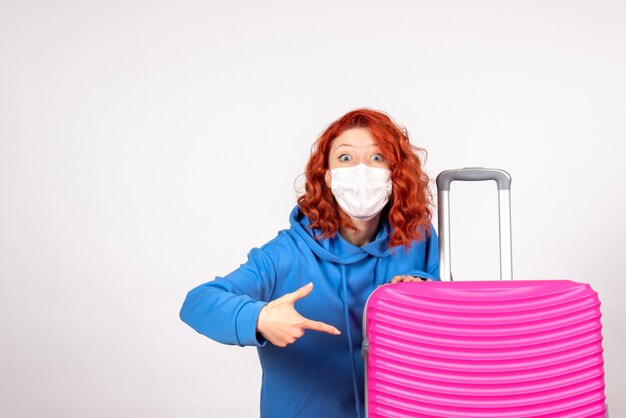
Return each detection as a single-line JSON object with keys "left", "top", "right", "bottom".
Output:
{"left": 1, "top": 1, "right": 625, "bottom": 416}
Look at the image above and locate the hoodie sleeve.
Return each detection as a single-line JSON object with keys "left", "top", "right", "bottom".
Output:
{"left": 402, "top": 223, "right": 440, "bottom": 281}
{"left": 179, "top": 247, "right": 276, "bottom": 347}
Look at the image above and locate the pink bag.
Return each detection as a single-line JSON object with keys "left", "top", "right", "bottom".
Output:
{"left": 363, "top": 169, "right": 606, "bottom": 417}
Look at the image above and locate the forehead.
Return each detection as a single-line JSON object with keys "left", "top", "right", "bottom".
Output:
{"left": 330, "top": 127, "right": 378, "bottom": 151}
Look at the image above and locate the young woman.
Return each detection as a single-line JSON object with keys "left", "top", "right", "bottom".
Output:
{"left": 180, "top": 108, "right": 439, "bottom": 418}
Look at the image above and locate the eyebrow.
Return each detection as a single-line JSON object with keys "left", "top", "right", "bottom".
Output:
{"left": 335, "top": 143, "right": 379, "bottom": 149}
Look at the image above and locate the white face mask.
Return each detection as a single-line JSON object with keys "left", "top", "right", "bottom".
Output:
{"left": 329, "top": 164, "right": 393, "bottom": 221}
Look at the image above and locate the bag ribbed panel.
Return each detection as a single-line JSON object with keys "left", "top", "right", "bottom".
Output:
{"left": 365, "top": 280, "right": 605, "bottom": 417}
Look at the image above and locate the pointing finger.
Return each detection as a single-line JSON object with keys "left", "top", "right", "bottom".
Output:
{"left": 302, "top": 318, "right": 341, "bottom": 335}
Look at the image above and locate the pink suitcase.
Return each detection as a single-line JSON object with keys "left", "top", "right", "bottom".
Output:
{"left": 362, "top": 168, "right": 606, "bottom": 417}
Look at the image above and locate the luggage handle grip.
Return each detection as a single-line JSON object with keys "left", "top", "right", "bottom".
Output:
{"left": 436, "top": 167, "right": 512, "bottom": 191}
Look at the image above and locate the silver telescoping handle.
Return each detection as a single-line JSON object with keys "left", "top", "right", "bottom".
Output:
{"left": 436, "top": 168, "right": 513, "bottom": 281}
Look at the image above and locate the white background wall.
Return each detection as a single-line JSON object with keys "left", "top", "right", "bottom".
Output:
{"left": 1, "top": 1, "right": 624, "bottom": 416}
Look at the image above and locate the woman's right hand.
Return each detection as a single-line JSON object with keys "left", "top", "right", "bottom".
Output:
{"left": 256, "top": 282, "right": 341, "bottom": 348}
{"left": 389, "top": 275, "right": 433, "bottom": 283}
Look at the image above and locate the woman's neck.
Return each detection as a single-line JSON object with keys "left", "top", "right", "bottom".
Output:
{"left": 338, "top": 213, "right": 382, "bottom": 247}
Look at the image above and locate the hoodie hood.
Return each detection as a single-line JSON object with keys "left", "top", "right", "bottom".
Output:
{"left": 287, "top": 205, "right": 394, "bottom": 264}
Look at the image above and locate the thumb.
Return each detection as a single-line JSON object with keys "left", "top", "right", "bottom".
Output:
{"left": 285, "top": 282, "right": 314, "bottom": 303}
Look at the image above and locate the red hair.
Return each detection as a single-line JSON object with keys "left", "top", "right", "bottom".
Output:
{"left": 297, "top": 108, "right": 432, "bottom": 248}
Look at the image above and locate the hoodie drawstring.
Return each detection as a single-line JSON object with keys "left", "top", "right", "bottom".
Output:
{"left": 340, "top": 264, "right": 362, "bottom": 418}
{"left": 374, "top": 257, "right": 383, "bottom": 287}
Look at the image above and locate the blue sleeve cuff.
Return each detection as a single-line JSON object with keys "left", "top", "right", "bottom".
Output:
{"left": 235, "top": 300, "right": 268, "bottom": 347}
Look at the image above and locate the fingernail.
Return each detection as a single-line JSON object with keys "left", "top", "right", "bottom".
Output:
{"left": 307, "top": 282, "right": 313, "bottom": 287}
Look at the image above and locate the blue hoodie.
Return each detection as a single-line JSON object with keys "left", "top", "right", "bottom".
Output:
{"left": 180, "top": 205, "right": 439, "bottom": 418}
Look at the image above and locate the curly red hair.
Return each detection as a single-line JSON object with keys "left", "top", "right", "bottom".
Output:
{"left": 297, "top": 108, "right": 432, "bottom": 248}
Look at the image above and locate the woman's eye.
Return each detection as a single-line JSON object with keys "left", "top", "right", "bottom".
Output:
{"left": 339, "top": 154, "right": 351, "bottom": 162}
{"left": 371, "top": 154, "right": 385, "bottom": 162}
